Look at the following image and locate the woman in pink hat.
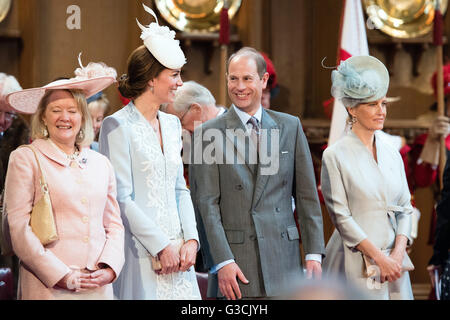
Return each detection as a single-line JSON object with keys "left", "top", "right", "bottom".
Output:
{"left": 3, "top": 58, "right": 125, "bottom": 300}
{"left": 99, "top": 4, "right": 200, "bottom": 300}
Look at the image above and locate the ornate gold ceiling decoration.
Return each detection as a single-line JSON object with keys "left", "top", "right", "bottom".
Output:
{"left": 154, "top": 0, "right": 242, "bottom": 32}
{"left": 0, "top": 0, "right": 11, "bottom": 23}
{"left": 363, "top": 0, "right": 448, "bottom": 38}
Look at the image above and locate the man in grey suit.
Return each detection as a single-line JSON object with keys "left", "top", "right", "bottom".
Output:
{"left": 191, "top": 47, "right": 325, "bottom": 299}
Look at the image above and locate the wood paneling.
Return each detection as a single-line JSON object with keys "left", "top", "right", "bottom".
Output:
{"left": 307, "top": 0, "right": 342, "bottom": 119}
{"left": 0, "top": 0, "right": 21, "bottom": 81}
{"left": 269, "top": 0, "right": 310, "bottom": 118}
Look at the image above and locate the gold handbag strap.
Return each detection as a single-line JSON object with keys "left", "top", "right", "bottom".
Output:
{"left": 19, "top": 145, "right": 48, "bottom": 189}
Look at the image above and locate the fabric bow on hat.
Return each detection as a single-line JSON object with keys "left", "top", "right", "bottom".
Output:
{"left": 333, "top": 61, "right": 380, "bottom": 100}
{"left": 330, "top": 55, "right": 389, "bottom": 106}
{"left": 136, "top": 3, "right": 186, "bottom": 70}
{"left": 74, "top": 53, "right": 117, "bottom": 81}
{"left": 6, "top": 53, "right": 117, "bottom": 114}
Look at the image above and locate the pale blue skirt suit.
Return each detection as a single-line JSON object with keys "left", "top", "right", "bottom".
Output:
{"left": 99, "top": 102, "right": 200, "bottom": 300}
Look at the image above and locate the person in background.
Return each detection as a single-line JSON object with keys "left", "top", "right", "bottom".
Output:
{"left": 427, "top": 151, "right": 450, "bottom": 300}
{"left": 87, "top": 91, "right": 110, "bottom": 152}
{"left": 409, "top": 65, "right": 450, "bottom": 244}
{"left": 260, "top": 52, "right": 279, "bottom": 110}
{"left": 401, "top": 65, "right": 450, "bottom": 299}
{"left": 0, "top": 73, "right": 29, "bottom": 298}
{"left": 99, "top": 5, "right": 200, "bottom": 300}
{"left": 159, "top": 102, "right": 176, "bottom": 114}
{"left": 166, "top": 80, "right": 226, "bottom": 170}
{"left": 4, "top": 58, "right": 124, "bottom": 299}
{"left": 0, "top": 73, "right": 29, "bottom": 195}
{"left": 171, "top": 81, "right": 226, "bottom": 134}
{"left": 321, "top": 55, "right": 414, "bottom": 300}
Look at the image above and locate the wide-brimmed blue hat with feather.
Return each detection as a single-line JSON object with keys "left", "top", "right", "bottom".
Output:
{"left": 331, "top": 55, "right": 389, "bottom": 108}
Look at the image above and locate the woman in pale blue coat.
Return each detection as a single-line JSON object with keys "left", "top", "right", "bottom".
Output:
{"left": 99, "top": 5, "right": 200, "bottom": 300}
{"left": 321, "top": 56, "right": 414, "bottom": 299}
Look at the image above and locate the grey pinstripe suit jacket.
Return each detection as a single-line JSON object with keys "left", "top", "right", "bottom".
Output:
{"left": 191, "top": 106, "right": 325, "bottom": 298}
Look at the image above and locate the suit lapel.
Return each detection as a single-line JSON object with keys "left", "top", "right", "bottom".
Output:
{"left": 251, "top": 110, "right": 278, "bottom": 209}
{"left": 223, "top": 107, "right": 279, "bottom": 208}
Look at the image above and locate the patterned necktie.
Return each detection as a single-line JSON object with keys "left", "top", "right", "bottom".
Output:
{"left": 247, "top": 117, "right": 260, "bottom": 163}
{"left": 247, "top": 116, "right": 260, "bottom": 134}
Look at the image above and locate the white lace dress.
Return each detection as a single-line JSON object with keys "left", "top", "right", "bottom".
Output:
{"left": 99, "top": 102, "right": 201, "bottom": 300}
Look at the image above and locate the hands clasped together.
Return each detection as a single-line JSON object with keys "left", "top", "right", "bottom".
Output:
{"left": 156, "top": 239, "right": 198, "bottom": 275}
{"left": 374, "top": 249, "right": 404, "bottom": 283}
{"left": 56, "top": 266, "right": 116, "bottom": 292}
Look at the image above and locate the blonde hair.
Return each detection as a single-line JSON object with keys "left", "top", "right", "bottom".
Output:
{"left": 31, "top": 89, "right": 94, "bottom": 147}
{"left": 88, "top": 94, "right": 109, "bottom": 114}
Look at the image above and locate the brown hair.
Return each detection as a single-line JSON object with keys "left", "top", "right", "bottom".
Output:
{"left": 227, "top": 47, "right": 267, "bottom": 79}
{"left": 118, "top": 45, "right": 166, "bottom": 99}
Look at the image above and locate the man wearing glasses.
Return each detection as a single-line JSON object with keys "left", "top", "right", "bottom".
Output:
{"left": 165, "top": 81, "right": 226, "bottom": 134}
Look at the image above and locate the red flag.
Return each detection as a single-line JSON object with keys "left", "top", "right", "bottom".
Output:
{"left": 219, "top": 7, "right": 230, "bottom": 45}
{"left": 433, "top": 8, "right": 444, "bottom": 46}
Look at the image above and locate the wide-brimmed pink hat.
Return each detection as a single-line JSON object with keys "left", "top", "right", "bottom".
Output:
{"left": 6, "top": 53, "right": 117, "bottom": 114}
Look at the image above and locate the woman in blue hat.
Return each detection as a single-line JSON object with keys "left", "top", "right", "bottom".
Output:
{"left": 321, "top": 56, "right": 414, "bottom": 300}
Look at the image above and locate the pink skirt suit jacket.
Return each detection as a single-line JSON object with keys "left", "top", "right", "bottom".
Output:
{"left": 4, "top": 139, "right": 125, "bottom": 299}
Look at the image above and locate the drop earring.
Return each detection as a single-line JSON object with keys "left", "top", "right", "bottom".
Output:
{"left": 43, "top": 126, "right": 49, "bottom": 138}
{"left": 78, "top": 129, "right": 84, "bottom": 140}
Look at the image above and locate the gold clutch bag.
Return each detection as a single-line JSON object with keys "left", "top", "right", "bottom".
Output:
{"left": 22, "top": 145, "right": 59, "bottom": 245}
{"left": 151, "top": 238, "right": 184, "bottom": 271}
{"left": 363, "top": 249, "right": 414, "bottom": 278}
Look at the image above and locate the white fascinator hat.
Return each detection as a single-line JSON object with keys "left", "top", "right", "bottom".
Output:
{"left": 6, "top": 53, "right": 117, "bottom": 114}
{"left": 136, "top": 4, "right": 186, "bottom": 70}
{"left": 331, "top": 55, "right": 389, "bottom": 108}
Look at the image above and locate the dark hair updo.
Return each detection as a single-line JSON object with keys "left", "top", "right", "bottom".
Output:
{"left": 118, "top": 45, "right": 166, "bottom": 99}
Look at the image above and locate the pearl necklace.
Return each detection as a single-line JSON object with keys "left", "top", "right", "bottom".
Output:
{"left": 48, "top": 139, "right": 80, "bottom": 161}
